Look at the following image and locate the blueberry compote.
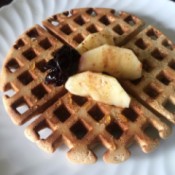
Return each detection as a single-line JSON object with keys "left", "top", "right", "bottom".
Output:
{"left": 44, "top": 45, "right": 80, "bottom": 86}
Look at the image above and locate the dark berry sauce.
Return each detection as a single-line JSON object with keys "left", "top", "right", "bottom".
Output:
{"left": 44, "top": 45, "right": 80, "bottom": 86}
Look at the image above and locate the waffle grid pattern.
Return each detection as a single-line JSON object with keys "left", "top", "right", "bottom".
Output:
{"left": 0, "top": 8, "right": 174, "bottom": 163}
{"left": 25, "top": 94, "right": 171, "bottom": 163}
{"left": 2, "top": 25, "right": 65, "bottom": 125}
{"left": 123, "top": 26, "right": 175, "bottom": 124}
{"left": 43, "top": 8, "right": 144, "bottom": 47}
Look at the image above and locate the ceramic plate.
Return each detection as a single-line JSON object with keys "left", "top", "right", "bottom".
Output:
{"left": 0, "top": 0, "right": 175, "bottom": 175}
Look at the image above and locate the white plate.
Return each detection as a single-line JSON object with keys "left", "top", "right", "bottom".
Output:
{"left": 0, "top": 0, "right": 175, "bottom": 175}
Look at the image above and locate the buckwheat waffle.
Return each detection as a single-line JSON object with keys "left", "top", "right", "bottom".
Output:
{"left": 0, "top": 25, "right": 66, "bottom": 125}
{"left": 43, "top": 8, "right": 144, "bottom": 47}
{"left": 122, "top": 25, "right": 175, "bottom": 124}
{"left": 0, "top": 8, "right": 174, "bottom": 164}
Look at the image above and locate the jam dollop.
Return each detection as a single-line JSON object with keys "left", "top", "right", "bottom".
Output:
{"left": 44, "top": 45, "right": 81, "bottom": 86}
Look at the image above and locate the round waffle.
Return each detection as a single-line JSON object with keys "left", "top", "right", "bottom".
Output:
{"left": 0, "top": 8, "right": 174, "bottom": 164}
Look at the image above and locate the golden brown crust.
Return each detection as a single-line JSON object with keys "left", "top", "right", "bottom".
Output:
{"left": 0, "top": 8, "right": 174, "bottom": 164}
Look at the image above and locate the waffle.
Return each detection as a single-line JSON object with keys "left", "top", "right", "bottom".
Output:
{"left": 43, "top": 8, "right": 144, "bottom": 47}
{"left": 122, "top": 25, "right": 175, "bottom": 124}
{"left": 0, "top": 8, "right": 174, "bottom": 164}
{"left": 0, "top": 25, "right": 66, "bottom": 125}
